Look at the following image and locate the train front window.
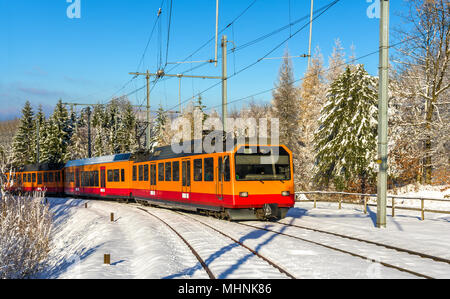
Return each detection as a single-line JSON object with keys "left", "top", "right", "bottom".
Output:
{"left": 235, "top": 146, "right": 291, "bottom": 181}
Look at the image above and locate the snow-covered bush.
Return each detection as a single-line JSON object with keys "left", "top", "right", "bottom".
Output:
{"left": 0, "top": 194, "right": 52, "bottom": 279}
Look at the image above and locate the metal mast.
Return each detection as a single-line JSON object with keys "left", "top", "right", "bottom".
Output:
{"left": 377, "top": 0, "right": 389, "bottom": 228}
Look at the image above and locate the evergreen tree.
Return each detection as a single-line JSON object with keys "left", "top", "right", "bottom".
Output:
{"left": 272, "top": 51, "right": 302, "bottom": 190}
{"left": 272, "top": 52, "right": 300, "bottom": 151}
{"left": 313, "top": 64, "right": 378, "bottom": 192}
{"left": 327, "top": 39, "right": 346, "bottom": 84}
{"left": 34, "top": 105, "right": 47, "bottom": 164}
{"left": 92, "top": 104, "right": 108, "bottom": 157}
{"left": 40, "top": 100, "right": 72, "bottom": 163}
{"left": 12, "top": 101, "right": 35, "bottom": 165}
{"left": 66, "top": 108, "right": 89, "bottom": 160}
{"left": 117, "top": 101, "right": 138, "bottom": 153}
{"left": 298, "top": 47, "right": 327, "bottom": 187}
{"left": 151, "top": 105, "right": 169, "bottom": 147}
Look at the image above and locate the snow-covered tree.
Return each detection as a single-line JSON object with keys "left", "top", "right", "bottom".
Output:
{"left": 272, "top": 51, "right": 300, "bottom": 152}
{"left": 12, "top": 101, "right": 35, "bottom": 166}
{"left": 298, "top": 47, "right": 327, "bottom": 188}
{"left": 271, "top": 51, "right": 303, "bottom": 189}
{"left": 392, "top": 0, "right": 449, "bottom": 184}
{"left": 117, "top": 101, "right": 138, "bottom": 153}
{"left": 327, "top": 39, "right": 346, "bottom": 84}
{"left": 40, "top": 100, "right": 72, "bottom": 163}
{"left": 313, "top": 64, "right": 378, "bottom": 192}
{"left": 92, "top": 104, "right": 108, "bottom": 157}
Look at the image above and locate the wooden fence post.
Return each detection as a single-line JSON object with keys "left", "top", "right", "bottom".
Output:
{"left": 339, "top": 199, "right": 342, "bottom": 210}
{"left": 314, "top": 199, "right": 317, "bottom": 208}
{"left": 104, "top": 254, "right": 110, "bottom": 265}
{"left": 110, "top": 213, "right": 114, "bottom": 222}
{"left": 421, "top": 199, "right": 425, "bottom": 221}
{"left": 392, "top": 198, "right": 395, "bottom": 217}
{"left": 364, "top": 197, "right": 367, "bottom": 214}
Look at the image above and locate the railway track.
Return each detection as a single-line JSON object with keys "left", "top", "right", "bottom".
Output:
{"left": 49, "top": 198, "right": 450, "bottom": 279}
{"left": 136, "top": 206, "right": 295, "bottom": 279}
{"left": 237, "top": 220, "right": 450, "bottom": 279}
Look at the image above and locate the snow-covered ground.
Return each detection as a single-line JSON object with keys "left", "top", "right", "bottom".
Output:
{"left": 38, "top": 191, "right": 450, "bottom": 279}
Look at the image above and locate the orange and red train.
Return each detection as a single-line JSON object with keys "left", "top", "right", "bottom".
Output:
{"left": 6, "top": 140, "right": 295, "bottom": 220}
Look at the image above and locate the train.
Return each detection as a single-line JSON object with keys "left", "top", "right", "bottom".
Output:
{"left": 5, "top": 138, "right": 295, "bottom": 221}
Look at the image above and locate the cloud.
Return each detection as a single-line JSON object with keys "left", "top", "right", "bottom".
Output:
{"left": 25, "top": 66, "right": 48, "bottom": 77}
{"left": 18, "top": 86, "right": 67, "bottom": 98}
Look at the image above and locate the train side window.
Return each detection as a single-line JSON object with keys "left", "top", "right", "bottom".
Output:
{"left": 133, "top": 165, "right": 137, "bottom": 181}
{"left": 224, "top": 156, "right": 230, "bottom": 181}
{"left": 158, "top": 163, "right": 164, "bottom": 181}
{"left": 143, "top": 165, "right": 149, "bottom": 181}
{"left": 90, "top": 172, "right": 95, "bottom": 187}
{"left": 165, "top": 162, "right": 172, "bottom": 181}
{"left": 194, "top": 159, "right": 203, "bottom": 181}
{"left": 113, "top": 169, "right": 120, "bottom": 182}
{"left": 43, "top": 172, "right": 48, "bottom": 183}
{"left": 138, "top": 165, "right": 143, "bottom": 181}
{"left": 101, "top": 169, "right": 106, "bottom": 188}
{"left": 32, "top": 173, "right": 36, "bottom": 183}
{"left": 48, "top": 172, "right": 54, "bottom": 183}
{"left": 38, "top": 173, "right": 42, "bottom": 184}
{"left": 94, "top": 171, "right": 99, "bottom": 187}
{"left": 204, "top": 158, "right": 214, "bottom": 182}
{"left": 27, "top": 173, "right": 31, "bottom": 183}
{"left": 150, "top": 164, "right": 157, "bottom": 185}
{"left": 23, "top": 174, "right": 26, "bottom": 182}
{"left": 107, "top": 170, "right": 113, "bottom": 182}
{"left": 121, "top": 169, "right": 125, "bottom": 182}
{"left": 57, "top": 172, "right": 61, "bottom": 182}
{"left": 172, "top": 161, "right": 180, "bottom": 181}
{"left": 55, "top": 172, "right": 59, "bottom": 182}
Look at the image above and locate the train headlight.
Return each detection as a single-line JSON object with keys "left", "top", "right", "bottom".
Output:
{"left": 281, "top": 191, "right": 290, "bottom": 197}
{"left": 239, "top": 192, "right": 249, "bottom": 198}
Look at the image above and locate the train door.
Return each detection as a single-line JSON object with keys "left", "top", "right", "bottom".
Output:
{"left": 150, "top": 163, "right": 157, "bottom": 198}
{"left": 181, "top": 159, "right": 191, "bottom": 200}
{"left": 218, "top": 155, "right": 231, "bottom": 202}
{"left": 100, "top": 167, "right": 106, "bottom": 196}
{"left": 75, "top": 168, "right": 80, "bottom": 196}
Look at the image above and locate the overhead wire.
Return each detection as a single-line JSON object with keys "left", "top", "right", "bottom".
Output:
{"left": 205, "top": 33, "right": 430, "bottom": 112}
{"left": 164, "top": 0, "right": 341, "bottom": 113}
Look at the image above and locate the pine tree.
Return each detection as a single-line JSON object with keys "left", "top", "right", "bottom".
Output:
{"left": 34, "top": 105, "right": 46, "bottom": 164}
{"left": 327, "top": 39, "right": 346, "bottom": 84}
{"left": 272, "top": 51, "right": 302, "bottom": 190}
{"left": 117, "top": 101, "right": 138, "bottom": 153}
{"left": 12, "top": 101, "right": 35, "bottom": 166}
{"left": 92, "top": 104, "right": 109, "bottom": 157}
{"left": 313, "top": 64, "right": 378, "bottom": 192}
{"left": 66, "top": 108, "right": 89, "bottom": 160}
{"left": 151, "top": 105, "right": 169, "bottom": 147}
{"left": 272, "top": 52, "right": 300, "bottom": 152}
{"left": 298, "top": 47, "right": 327, "bottom": 187}
{"left": 40, "top": 100, "right": 72, "bottom": 163}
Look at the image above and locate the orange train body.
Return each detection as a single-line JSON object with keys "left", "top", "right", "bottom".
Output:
{"left": 7, "top": 141, "right": 295, "bottom": 220}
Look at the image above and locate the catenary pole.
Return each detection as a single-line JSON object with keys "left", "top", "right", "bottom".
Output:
{"left": 222, "top": 35, "right": 228, "bottom": 132}
{"left": 377, "top": 0, "right": 389, "bottom": 228}
{"left": 308, "top": 0, "right": 314, "bottom": 68}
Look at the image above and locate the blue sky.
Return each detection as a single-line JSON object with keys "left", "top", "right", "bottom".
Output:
{"left": 0, "top": 0, "right": 408, "bottom": 120}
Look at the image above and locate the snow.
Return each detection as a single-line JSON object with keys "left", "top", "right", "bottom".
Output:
{"left": 37, "top": 185, "right": 450, "bottom": 279}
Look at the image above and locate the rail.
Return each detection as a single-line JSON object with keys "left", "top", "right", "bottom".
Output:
{"left": 295, "top": 191, "right": 450, "bottom": 221}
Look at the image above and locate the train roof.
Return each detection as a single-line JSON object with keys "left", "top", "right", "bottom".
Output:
{"left": 19, "top": 163, "right": 65, "bottom": 172}
{"left": 65, "top": 153, "right": 132, "bottom": 168}
{"left": 132, "top": 135, "right": 285, "bottom": 163}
